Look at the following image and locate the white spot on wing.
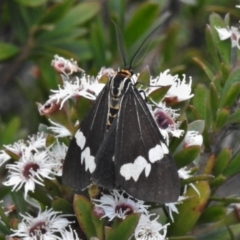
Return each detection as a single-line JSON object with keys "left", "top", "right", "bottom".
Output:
{"left": 120, "top": 156, "right": 151, "bottom": 182}
{"left": 75, "top": 130, "right": 86, "bottom": 149}
{"left": 81, "top": 147, "right": 96, "bottom": 173}
{"left": 161, "top": 142, "right": 169, "bottom": 154}
{"left": 148, "top": 144, "right": 163, "bottom": 163}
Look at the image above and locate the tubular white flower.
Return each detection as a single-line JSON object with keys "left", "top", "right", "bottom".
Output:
{"left": 0, "top": 150, "right": 11, "bottom": 166}
{"left": 178, "top": 167, "right": 200, "bottom": 196}
{"left": 4, "top": 151, "right": 56, "bottom": 198}
{"left": 215, "top": 26, "right": 240, "bottom": 49}
{"left": 92, "top": 190, "right": 149, "bottom": 221}
{"left": 49, "top": 141, "right": 68, "bottom": 176}
{"left": 134, "top": 214, "right": 169, "bottom": 240}
{"left": 165, "top": 196, "right": 187, "bottom": 222}
{"left": 183, "top": 130, "right": 203, "bottom": 148}
{"left": 48, "top": 120, "right": 72, "bottom": 138}
{"left": 60, "top": 227, "right": 80, "bottom": 240}
{"left": 10, "top": 208, "right": 72, "bottom": 240}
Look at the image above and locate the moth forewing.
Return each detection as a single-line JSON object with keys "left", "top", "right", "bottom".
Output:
{"left": 114, "top": 84, "right": 180, "bottom": 202}
{"left": 62, "top": 84, "right": 110, "bottom": 190}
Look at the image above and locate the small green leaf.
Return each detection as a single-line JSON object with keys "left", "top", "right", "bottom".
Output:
{"left": 57, "top": 2, "right": 101, "bottom": 30}
{"left": 149, "top": 85, "right": 171, "bottom": 103}
{"left": 193, "top": 57, "right": 214, "bottom": 82}
{"left": 213, "top": 148, "right": 231, "bottom": 176}
{"left": 193, "top": 84, "right": 209, "bottom": 120}
{"left": 107, "top": 214, "right": 140, "bottom": 240}
{"left": 228, "top": 109, "right": 240, "bottom": 124}
{"left": 198, "top": 205, "right": 226, "bottom": 224}
{"left": 220, "top": 82, "right": 240, "bottom": 108}
{"left": 209, "top": 174, "right": 226, "bottom": 188}
{"left": 188, "top": 120, "right": 205, "bottom": 134}
{"left": 223, "top": 154, "right": 240, "bottom": 177}
{"left": 214, "top": 108, "right": 229, "bottom": 130}
{"left": 15, "top": 0, "right": 47, "bottom": 7}
{"left": 209, "top": 13, "right": 231, "bottom": 66}
{"left": 10, "top": 191, "right": 27, "bottom": 214}
{"left": 209, "top": 83, "right": 219, "bottom": 119}
{"left": 74, "top": 195, "right": 96, "bottom": 238}
{"left": 137, "top": 66, "right": 150, "bottom": 86}
{"left": 52, "top": 197, "right": 74, "bottom": 215}
{"left": 124, "top": 3, "right": 160, "bottom": 48}
{"left": 174, "top": 146, "right": 201, "bottom": 169}
{"left": 0, "top": 42, "right": 19, "bottom": 61}
{"left": 168, "top": 181, "right": 210, "bottom": 236}
{"left": 220, "top": 67, "right": 240, "bottom": 103}
{"left": 205, "top": 25, "right": 220, "bottom": 70}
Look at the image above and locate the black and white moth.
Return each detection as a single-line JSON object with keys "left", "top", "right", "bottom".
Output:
{"left": 62, "top": 24, "right": 180, "bottom": 203}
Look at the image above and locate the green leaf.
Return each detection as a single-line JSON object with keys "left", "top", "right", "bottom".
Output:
{"left": 57, "top": 2, "right": 101, "bottom": 30}
{"left": 107, "top": 214, "right": 140, "bottom": 240}
{"left": 124, "top": 3, "right": 160, "bottom": 49}
{"left": 209, "top": 83, "right": 219, "bottom": 120}
{"left": 10, "top": 191, "right": 27, "bottom": 214}
{"left": 228, "top": 109, "right": 240, "bottom": 124}
{"left": 15, "top": 0, "right": 47, "bottom": 7}
{"left": 214, "top": 108, "right": 229, "bottom": 130}
{"left": 220, "top": 67, "right": 240, "bottom": 105}
{"left": 213, "top": 148, "right": 231, "bottom": 176}
{"left": 74, "top": 195, "right": 96, "bottom": 238}
{"left": 205, "top": 25, "right": 220, "bottom": 70}
{"left": 209, "top": 13, "right": 231, "bottom": 66}
{"left": 174, "top": 146, "right": 201, "bottom": 169}
{"left": 43, "top": 179, "right": 62, "bottom": 198}
{"left": 168, "top": 181, "right": 211, "bottom": 236}
{"left": 137, "top": 66, "right": 150, "bottom": 86}
{"left": 193, "top": 84, "right": 209, "bottom": 120}
{"left": 220, "top": 82, "right": 240, "bottom": 108}
{"left": 52, "top": 197, "right": 74, "bottom": 215}
{"left": 223, "top": 154, "right": 240, "bottom": 177}
{"left": 209, "top": 174, "right": 226, "bottom": 188}
{"left": 0, "top": 42, "right": 20, "bottom": 61}
{"left": 149, "top": 85, "right": 171, "bottom": 103}
{"left": 197, "top": 224, "right": 240, "bottom": 240}
{"left": 198, "top": 205, "right": 226, "bottom": 224}
{"left": 193, "top": 57, "right": 214, "bottom": 82}
{"left": 188, "top": 120, "right": 205, "bottom": 134}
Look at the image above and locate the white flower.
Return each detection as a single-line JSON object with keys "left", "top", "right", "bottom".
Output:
{"left": 11, "top": 208, "right": 71, "bottom": 240}
{"left": 178, "top": 167, "right": 200, "bottom": 196}
{"left": 164, "top": 75, "right": 194, "bottom": 102}
{"left": 92, "top": 190, "right": 149, "bottom": 221}
{"left": 27, "top": 132, "right": 46, "bottom": 150}
{"left": 183, "top": 130, "right": 203, "bottom": 148}
{"left": 60, "top": 227, "right": 80, "bottom": 240}
{"left": 134, "top": 214, "right": 169, "bottom": 240}
{"left": 148, "top": 70, "right": 193, "bottom": 103}
{"left": 4, "top": 140, "right": 26, "bottom": 157}
{"left": 48, "top": 120, "right": 72, "bottom": 138}
{"left": 165, "top": 196, "right": 187, "bottom": 222}
{"left": 4, "top": 151, "right": 56, "bottom": 198}
{"left": 51, "top": 54, "right": 83, "bottom": 75}
{"left": 49, "top": 74, "right": 104, "bottom": 109}
{"left": 215, "top": 26, "right": 240, "bottom": 49}
{"left": 148, "top": 69, "right": 177, "bottom": 95}
{"left": 0, "top": 150, "right": 11, "bottom": 166}
{"left": 49, "top": 141, "right": 68, "bottom": 176}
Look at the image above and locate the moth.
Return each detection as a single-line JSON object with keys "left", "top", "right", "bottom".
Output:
{"left": 62, "top": 23, "right": 180, "bottom": 203}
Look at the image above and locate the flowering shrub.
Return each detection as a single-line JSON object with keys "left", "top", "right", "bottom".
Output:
{"left": 1, "top": 1, "right": 240, "bottom": 240}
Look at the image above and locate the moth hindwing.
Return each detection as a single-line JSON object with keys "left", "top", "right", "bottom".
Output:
{"left": 63, "top": 22, "right": 180, "bottom": 202}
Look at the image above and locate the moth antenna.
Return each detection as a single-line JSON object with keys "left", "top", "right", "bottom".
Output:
{"left": 129, "top": 11, "right": 171, "bottom": 69}
{"left": 112, "top": 21, "right": 128, "bottom": 68}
